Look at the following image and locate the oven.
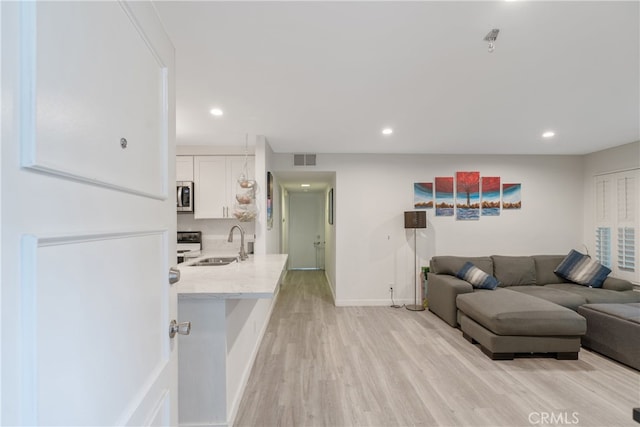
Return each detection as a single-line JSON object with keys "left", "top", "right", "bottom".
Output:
{"left": 177, "top": 231, "right": 202, "bottom": 263}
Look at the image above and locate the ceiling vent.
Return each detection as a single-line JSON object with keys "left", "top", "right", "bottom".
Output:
{"left": 293, "top": 153, "right": 316, "bottom": 166}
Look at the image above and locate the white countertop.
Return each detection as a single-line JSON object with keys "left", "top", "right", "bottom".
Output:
{"left": 176, "top": 252, "right": 289, "bottom": 299}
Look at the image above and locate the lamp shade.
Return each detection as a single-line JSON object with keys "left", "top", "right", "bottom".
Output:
{"left": 404, "top": 211, "right": 427, "bottom": 229}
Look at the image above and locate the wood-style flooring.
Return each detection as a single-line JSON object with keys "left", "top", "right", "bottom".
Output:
{"left": 235, "top": 270, "right": 640, "bottom": 427}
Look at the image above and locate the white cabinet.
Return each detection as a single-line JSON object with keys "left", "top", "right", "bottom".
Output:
{"left": 176, "top": 156, "right": 194, "bottom": 181}
{"left": 193, "top": 155, "right": 254, "bottom": 219}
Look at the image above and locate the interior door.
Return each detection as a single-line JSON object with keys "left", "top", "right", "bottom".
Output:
{"left": 288, "top": 192, "right": 325, "bottom": 269}
{"left": 1, "top": 2, "right": 177, "bottom": 425}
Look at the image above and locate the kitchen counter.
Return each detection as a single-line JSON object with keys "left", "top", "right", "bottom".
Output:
{"left": 177, "top": 253, "right": 288, "bottom": 298}
{"left": 176, "top": 252, "right": 288, "bottom": 427}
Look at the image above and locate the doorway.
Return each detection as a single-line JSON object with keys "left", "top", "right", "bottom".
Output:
{"left": 288, "top": 192, "right": 325, "bottom": 269}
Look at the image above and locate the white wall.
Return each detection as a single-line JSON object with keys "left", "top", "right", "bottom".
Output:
{"left": 272, "top": 153, "right": 585, "bottom": 305}
{"left": 324, "top": 179, "right": 337, "bottom": 300}
{"left": 255, "top": 137, "right": 282, "bottom": 255}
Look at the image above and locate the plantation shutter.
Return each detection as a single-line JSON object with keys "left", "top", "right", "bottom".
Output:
{"left": 595, "top": 227, "right": 611, "bottom": 268}
{"left": 616, "top": 175, "right": 636, "bottom": 273}
{"left": 594, "top": 170, "right": 639, "bottom": 283}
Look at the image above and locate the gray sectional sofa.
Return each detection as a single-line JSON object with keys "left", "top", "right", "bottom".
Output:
{"left": 427, "top": 255, "right": 640, "bottom": 360}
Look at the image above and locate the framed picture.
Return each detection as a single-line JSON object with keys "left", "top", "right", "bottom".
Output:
{"left": 414, "top": 182, "right": 433, "bottom": 209}
{"left": 435, "top": 177, "right": 454, "bottom": 217}
{"left": 456, "top": 171, "right": 480, "bottom": 220}
{"left": 328, "top": 188, "right": 334, "bottom": 225}
{"left": 266, "top": 172, "right": 273, "bottom": 229}
{"left": 502, "top": 183, "right": 522, "bottom": 209}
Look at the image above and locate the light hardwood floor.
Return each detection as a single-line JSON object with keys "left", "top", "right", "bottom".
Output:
{"left": 235, "top": 270, "right": 640, "bottom": 427}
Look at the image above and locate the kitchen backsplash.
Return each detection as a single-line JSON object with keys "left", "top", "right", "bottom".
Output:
{"left": 177, "top": 214, "right": 255, "bottom": 252}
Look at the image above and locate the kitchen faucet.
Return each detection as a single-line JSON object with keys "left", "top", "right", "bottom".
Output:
{"left": 228, "top": 225, "right": 248, "bottom": 261}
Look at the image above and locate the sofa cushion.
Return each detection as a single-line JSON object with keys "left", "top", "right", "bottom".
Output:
{"left": 577, "top": 303, "right": 640, "bottom": 370}
{"left": 578, "top": 303, "right": 640, "bottom": 324}
{"left": 507, "top": 286, "right": 586, "bottom": 311}
{"left": 456, "top": 262, "right": 500, "bottom": 290}
{"left": 491, "top": 255, "right": 536, "bottom": 286}
{"left": 533, "top": 255, "right": 570, "bottom": 285}
{"left": 554, "top": 250, "right": 611, "bottom": 288}
{"left": 602, "top": 276, "right": 635, "bottom": 291}
{"left": 430, "top": 256, "right": 493, "bottom": 276}
{"left": 456, "top": 289, "right": 586, "bottom": 336}
{"left": 545, "top": 283, "right": 640, "bottom": 304}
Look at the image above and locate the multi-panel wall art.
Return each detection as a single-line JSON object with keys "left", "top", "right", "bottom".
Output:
{"left": 413, "top": 183, "right": 433, "bottom": 209}
{"left": 434, "top": 177, "right": 454, "bottom": 217}
{"left": 502, "top": 183, "right": 522, "bottom": 209}
{"left": 414, "top": 172, "right": 521, "bottom": 220}
{"left": 481, "top": 177, "right": 501, "bottom": 216}
{"left": 456, "top": 171, "right": 480, "bottom": 220}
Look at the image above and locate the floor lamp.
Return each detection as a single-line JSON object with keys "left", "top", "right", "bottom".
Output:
{"left": 404, "top": 211, "right": 426, "bottom": 311}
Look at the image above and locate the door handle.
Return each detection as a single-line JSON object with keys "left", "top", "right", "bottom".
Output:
{"left": 169, "top": 267, "right": 180, "bottom": 285}
{"left": 169, "top": 320, "right": 191, "bottom": 338}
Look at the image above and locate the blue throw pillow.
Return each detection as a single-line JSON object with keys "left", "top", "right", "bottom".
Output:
{"left": 554, "top": 249, "right": 611, "bottom": 288}
{"left": 456, "top": 262, "right": 500, "bottom": 290}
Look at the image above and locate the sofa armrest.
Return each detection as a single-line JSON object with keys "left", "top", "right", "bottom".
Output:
{"left": 427, "top": 273, "right": 473, "bottom": 327}
{"left": 602, "top": 276, "right": 634, "bottom": 291}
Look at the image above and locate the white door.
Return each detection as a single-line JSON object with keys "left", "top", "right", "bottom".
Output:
{"left": 288, "top": 192, "right": 325, "bottom": 269}
{"left": 1, "top": 2, "right": 177, "bottom": 425}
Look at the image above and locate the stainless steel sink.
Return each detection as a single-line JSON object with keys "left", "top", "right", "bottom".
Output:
{"left": 190, "top": 256, "right": 238, "bottom": 266}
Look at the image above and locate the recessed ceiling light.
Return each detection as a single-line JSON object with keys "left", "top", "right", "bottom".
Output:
{"left": 382, "top": 128, "right": 393, "bottom": 135}
{"left": 301, "top": 184, "right": 310, "bottom": 188}
{"left": 210, "top": 108, "right": 223, "bottom": 117}
{"left": 542, "top": 131, "right": 555, "bottom": 138}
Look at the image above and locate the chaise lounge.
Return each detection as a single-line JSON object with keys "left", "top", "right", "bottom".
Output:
{"left": 427, "top": 254, "right": 640, "bottom": 360}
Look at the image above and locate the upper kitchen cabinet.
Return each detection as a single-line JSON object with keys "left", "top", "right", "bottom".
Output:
{"left": 176, "top": 156, "right": 194, "bottom": 181}
{"left": 193, "top": 155, "right": 254, "bottom": 219}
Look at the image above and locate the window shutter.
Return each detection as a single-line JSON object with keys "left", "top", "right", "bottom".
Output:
{"left": 594, "top": 170, "right": 638, "bottom": 283}
{"left": 595, "top": 179, "right": 608, "bottom": 221}
{"left": 595, "top": 227, "right": 611, "bottom": 268}
{"left": 617, "top": 176, "right": 635, "bottom": 221}
{"left": 617, "top": 227, "right": 636, "bottom": 272}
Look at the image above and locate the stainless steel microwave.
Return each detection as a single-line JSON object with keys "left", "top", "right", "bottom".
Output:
{"left": 177, "top": 181, "right": 194, "bottom": 213}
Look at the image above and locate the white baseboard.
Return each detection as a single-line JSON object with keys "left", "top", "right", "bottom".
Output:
{"left": 334, "top": 298, "right": 414, "bottom": 307}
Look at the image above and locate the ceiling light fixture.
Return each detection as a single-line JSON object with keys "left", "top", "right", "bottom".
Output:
{"left": 484, "top": 28, "right": 500, "bottom": 53}
{"left": 542, "top": 131, "right": 556, "bottom": 138}
{"left": 301, "top": 184, "right": 310, "bottom": 188}
{"left": 382, "top": 128, "right": 393, "bottom": 135}
{"left": 210, "top": 108, "right": 223, "bottom": 116}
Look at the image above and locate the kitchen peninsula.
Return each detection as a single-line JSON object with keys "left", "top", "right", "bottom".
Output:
{"left": 176, "top": 253, "right": 288, "bottom": 427}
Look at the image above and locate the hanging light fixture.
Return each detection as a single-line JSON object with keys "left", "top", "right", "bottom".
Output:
{"left": 484, "top": 28, "right": 500, "bottom": 53}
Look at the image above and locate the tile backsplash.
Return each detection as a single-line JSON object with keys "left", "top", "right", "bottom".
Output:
{"left": 177, "top": 214, "right": 255, "bottom": 252}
